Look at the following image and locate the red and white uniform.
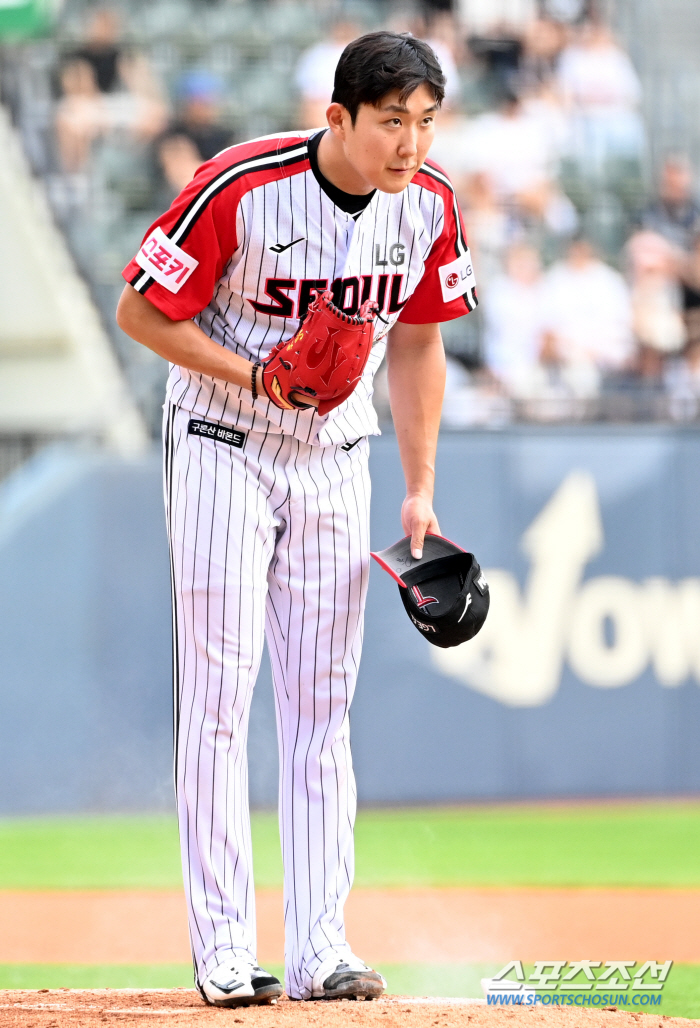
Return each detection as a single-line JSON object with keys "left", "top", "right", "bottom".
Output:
{"left": 124, "top": 131, "right": 476, "bottom": 446}
{"left": 123, "top": 131, "right": 476, "bottom": 999}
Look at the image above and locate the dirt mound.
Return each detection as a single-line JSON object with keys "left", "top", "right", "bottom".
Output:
{"left": 0, "top": 990, "right": 695, "bottom": 1028}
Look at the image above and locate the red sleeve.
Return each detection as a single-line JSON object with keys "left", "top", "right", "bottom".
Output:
{"left": 122, "top": 136, "right": 309, "bottom": 321}
{"left": 398, "top": 163, "right": 478, "bottom": 325}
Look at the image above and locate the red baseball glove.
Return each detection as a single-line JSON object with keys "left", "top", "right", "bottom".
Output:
{"left": 259, "top": 290, "right": 379, "bottom": 416}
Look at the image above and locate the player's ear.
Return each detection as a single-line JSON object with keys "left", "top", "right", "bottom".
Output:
{"left": 326, "top": 102, "right": 350, "bottom": 138}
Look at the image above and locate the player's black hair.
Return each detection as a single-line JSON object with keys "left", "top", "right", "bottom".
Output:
{"left": 332, "top": 31, "right": 445, "bottom": 124}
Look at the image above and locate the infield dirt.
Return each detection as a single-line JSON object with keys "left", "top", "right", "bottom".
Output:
{"left": 2, "top": 888, "right": 700, "bottom": 964}
{"left": 0, "top": 991, "right": 697, "bottom": 1028}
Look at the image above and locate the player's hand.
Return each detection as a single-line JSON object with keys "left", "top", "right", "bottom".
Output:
{"left": 290, "top": 391, "right": 319, "bottom": 407}
{"left": 401, "top": 493, "right": 440, "bottom": 560}
{"left": 259, "top": 290, "right": 378, "bottom": 414}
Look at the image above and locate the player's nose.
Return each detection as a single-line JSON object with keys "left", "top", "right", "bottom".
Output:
{"left": 396, "top": 131, "right": 418, "bottom": 158}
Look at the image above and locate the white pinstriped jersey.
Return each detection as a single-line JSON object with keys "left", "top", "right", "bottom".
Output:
{"left": 124, "top": 130, "right": 477, "bottom": 446}
{"left": 126, "top": 129, "right": 478, "bottom": 998}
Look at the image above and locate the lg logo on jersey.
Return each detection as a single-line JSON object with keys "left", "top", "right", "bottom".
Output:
{"left": 439, "top": 249, "right": 476, "bottom": 304}
{"left": 374, "top": 243, "right": 405, "bottom": 267}
{"left": 250, "top": 275, "right": 407, "bottom": 319}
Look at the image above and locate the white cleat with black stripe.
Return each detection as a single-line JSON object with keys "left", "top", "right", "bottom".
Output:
{"left": 201, "top": 959, "right": 283, "bottom": 1007}
{"left": 311, "top": 955, "right": 387, "bottom": 1001}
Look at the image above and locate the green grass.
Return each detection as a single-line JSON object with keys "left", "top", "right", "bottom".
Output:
{"left": 0, "top": 816, "right": 183, "bottom": 890}
{"left": 353, "top": 802, "right": 700, "bottom": 887}
{"left": 0, "top": 964, "right": 195, "bottom": 989}
{"left": 3, "top": 802, "right": 700, "bottom": 889}
{"left": 0, "top": 963, "right": 697, "bottom": 1018}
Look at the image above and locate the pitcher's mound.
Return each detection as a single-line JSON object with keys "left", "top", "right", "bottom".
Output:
{"left": 0, "top": 990, "right": 694, "bottom": 1027}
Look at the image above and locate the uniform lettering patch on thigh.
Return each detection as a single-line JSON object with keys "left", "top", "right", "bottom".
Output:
{"left": 188, "top": 419, "right": 247, "bottom": 448}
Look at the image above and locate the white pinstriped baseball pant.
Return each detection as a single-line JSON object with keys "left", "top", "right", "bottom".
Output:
{"left": 164, "top": 404, "right": 371, "bottom": 1000}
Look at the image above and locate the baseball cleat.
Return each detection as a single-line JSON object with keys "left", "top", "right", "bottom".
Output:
{"left": 311, "top": 955, "right": 387, "bottom": 1000}
{"left": 201, "top": 959, "right": 283, "bottom": 1007}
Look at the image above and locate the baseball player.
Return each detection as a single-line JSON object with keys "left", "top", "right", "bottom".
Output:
{"left": 116, "top": 30, "right": 476, "bottom": 1006}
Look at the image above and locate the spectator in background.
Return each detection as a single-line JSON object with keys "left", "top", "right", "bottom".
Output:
{"left": 460, "top": 172, "right": 513, "bottom": 289}
{"left": 428, "top": 104, "right": 473, "bottom": 188}
{"left": 419, "top": 0, "right": 455, "bottom": 17}
{"left": 294, "top": 20, "right": 359, "bottom": 129}
{"left": 412, "top": 11, "right": 462, "bottom": 107}
{"left": 640, "top": 155, "right": 700, "bottom": 254}
{"left": 519, "top": 77, "right": 570, "bottom": 174}
{"left": 461, "top": 92, "right": 546, "bottom": 196}
{"left": 483, "top": 242, "right": 547, "bottom": 396}
{"left": 55, "top": 9, "right": 167, "bottom": 175}
{"left": 539, "top": 238, "right": 634, "bottom": 396}
{"left": 541, "top": 0, "right": 593, "bottom": 24}
{"left": 521, "top": 17, "right": 565, "bottom": 86}
{"left": 70, "top": 6, "right": 122, "bottom": 94}
{"left": 664, "top": 233, "right": 700, "bottom": 418}
{"left": 627, "top": 230, "right": 686, "bottom": 378}
{"left": 556, "top": 21, "right": 645, "bottom": 175}
{"left": 460, "top": 90, "right": 577, "bottom": 237}
{"left": 639, "top": 156, "right": 700, "bottom": 353}
{"left": 55, "top": 58, "right": 107, "bottom": 172}
{"left": 665, "top": 339, "right": 700, "bottom": 421}
{"left": 459, "top": 0, "right": 537, "bottom": 98}
{"left": 153, "top": 131, "right": 203, "bottom": 208}
{"left": 71, "top": 6, "right": 123, "bottom": 93}
{"left": 458, "top": 0, "right": 537, "bottom": 38}
{"left": 679, "top": 233, "right": 700, "bottom": 351}
{"left": 170, "top": 71, "right": 232, "bottom": 162}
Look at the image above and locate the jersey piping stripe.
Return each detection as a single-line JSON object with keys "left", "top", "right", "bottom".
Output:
{"left": 420, "top": 161, "right": 468, "bottom": 255}
{"left": 171, "top": 142, "right": 309, "bottom": 244}
{"left": 418, "top": 161, "right": 478, "bottom": 313}
{"left": 132, "top": 142, "right": 310, "bottom": 294}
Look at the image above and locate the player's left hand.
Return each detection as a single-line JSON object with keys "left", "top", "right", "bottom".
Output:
{"left": 290, "top": 391, "right": 319, "bottom": 407}
{"left": 401, "top": 493, "right": 440, "bottom": 560}
{"left": 259, "top": 289, "right": 378, "bottom": 414}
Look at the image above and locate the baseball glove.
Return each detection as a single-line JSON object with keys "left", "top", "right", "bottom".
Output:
{"left": 259, "top": 289, "right": 379, "bottom": 415}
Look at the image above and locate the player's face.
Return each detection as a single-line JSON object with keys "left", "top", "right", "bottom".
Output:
{"left": 341, "top": 84, "right": 438, "bottom": 194}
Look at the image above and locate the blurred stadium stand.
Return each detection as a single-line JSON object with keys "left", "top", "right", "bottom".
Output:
{"left": 616, "top": 0, "right": 700, "bottom": 174}
{"left": 0, "top": 98, "right": 145, "bottom": 480}
{"left": 0, "top": 0, "right": 388, "bottom": 445}
{"left": 0, "top": 0, "right": 700, "bottom": 441}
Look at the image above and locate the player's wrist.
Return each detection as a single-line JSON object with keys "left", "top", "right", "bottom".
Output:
{"left": 213, "top": 350, "right": 256, "bottom": 392}
{"left": 251, "top": 361, "right": 261, "bottom": 402}
{"left": 403, "top": 486, "right": 435, "bottom": 504}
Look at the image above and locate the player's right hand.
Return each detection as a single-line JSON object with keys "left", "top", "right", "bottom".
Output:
{"left": 401, "top": 493, "right": 440, "bottom": 560}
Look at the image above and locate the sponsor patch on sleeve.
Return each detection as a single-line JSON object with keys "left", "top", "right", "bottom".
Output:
{"left": 438, "top": 249, "right": 476, "bottom": 304}
{"left": 135, "top": 226, "right": 199, "bottom": 293}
